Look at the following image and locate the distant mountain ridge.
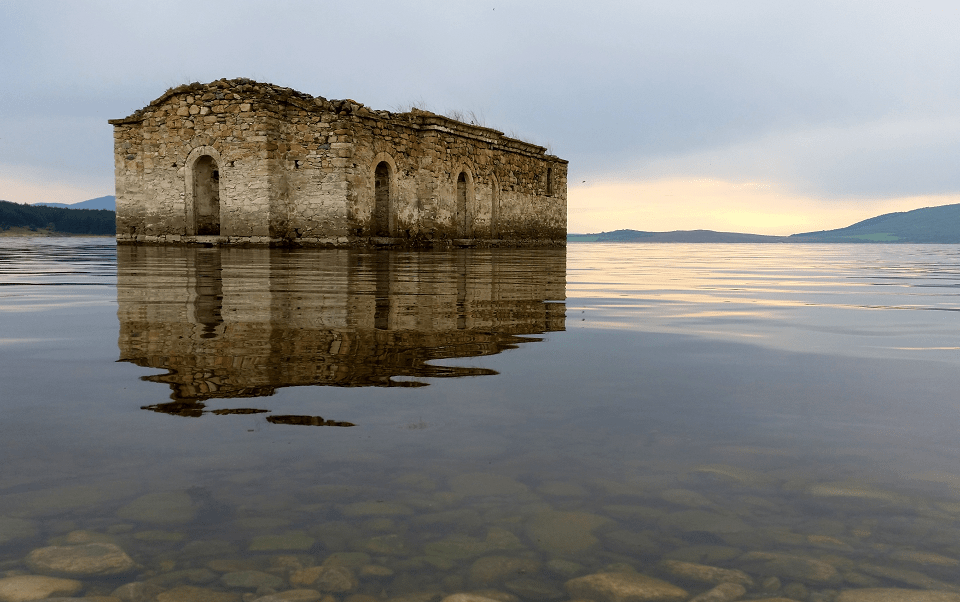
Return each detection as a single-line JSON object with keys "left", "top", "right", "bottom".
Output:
{"left": 33, "top": 195, "right": 116, "bottom": 211}
{"left": 569, "top": 203, "right": 960, "bottom": 244}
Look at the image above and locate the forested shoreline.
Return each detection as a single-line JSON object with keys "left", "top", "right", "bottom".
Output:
{"left": 0, "top": 200, "right": 115, "bottom": 235}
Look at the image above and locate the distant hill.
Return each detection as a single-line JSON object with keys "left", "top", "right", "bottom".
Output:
{"left": 568, "top": 229, "right": 787, "bottom": 243}
{"left": 34, "top": 195, "right": 116, "bottom": 211}
{"left": 0, "top": 200, "right": 115, "bottom": 235}
{"left": 570, "top": 203, "right": 960, "bottom": 244}
{"left": 789, "top": 203, "right": 960, "bottom": 243}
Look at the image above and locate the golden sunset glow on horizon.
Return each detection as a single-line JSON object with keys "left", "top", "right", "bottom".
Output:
{"left": 568, "top": 179, "right": 960, "bottom": 236}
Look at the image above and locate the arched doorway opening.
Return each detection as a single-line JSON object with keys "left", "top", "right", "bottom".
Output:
{"left": 456, "top": 171, "right": 468, "bottom": 237}
{"left": 193, "top": 155, "right": 220, "bottom": 235}
{"left": 374, "top": 161, "right": 391, "bottom": 236}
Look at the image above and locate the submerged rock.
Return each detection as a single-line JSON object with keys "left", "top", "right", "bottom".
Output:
{"left": 526, "top": 510, "right": 611, "bottom": 554}
{"left": 26, "top": 542, "right": 137, "bottom": 576}
{"left": 888, "top": 550, "right": 959, "bottom": 567}
{"left": 505, "top": 577, "right": 564, "bottom": 600}
{"left": 739, "top": 552, "right": 841, "bottom": 585}
{"left": 220, "top": 570, "right": 286, "bottom": 590}
{"left": 658, "top": 560, "right": 754, "bottom": 587}
{"left": 857, "top": 564, "right": 960, "bottom": 593}
{"left": 0, "top": 575, "right": 82, "bottom": 602}
{"left": 658, "top": 511, "right": 750, "bottom": 534}
{"left": 838, "top": 590, "right": 960, "bottom": 602}
{"left": 424, "top": 528, "right": 524, "bottom": 561}
{"left": 470, "top": 556, "right": 541, "bottom": 585}
{"left": 688, "top": 583, "right": 746, "bottom": 602}
{"left": 252, "top": 590, "right": 323, "bottom": 602}
{"left": 112, "top": 581, "right": 166, "bottom": 602}
{"left": 442, "top": 595, "right": 508, "bottom": 602}
{"left": 565, "top": 572, "right": 689, "bottom": 602}
{"left": 248, "top": 531, "right": 315, "bottom": 552}
{"left": 155, "top": 585, "right": 241, "bottom": 602}
{"left": 290, "top": 565, "right": 358, "bottom": 592}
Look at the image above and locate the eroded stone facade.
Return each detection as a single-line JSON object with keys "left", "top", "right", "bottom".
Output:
{"left": 110, "top": 79, "right": 567, "bottom": 247}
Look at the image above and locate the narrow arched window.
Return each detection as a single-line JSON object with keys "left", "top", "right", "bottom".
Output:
{"left": 374, "top": 161, "right": 390, "bottom": 236}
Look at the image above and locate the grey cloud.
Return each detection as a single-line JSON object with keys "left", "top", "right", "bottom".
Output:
{"left": 3, "top": 0, "right": 960, "bottom": 200}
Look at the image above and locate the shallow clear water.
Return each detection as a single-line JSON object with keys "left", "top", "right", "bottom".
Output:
{"left": 4, "top": 239, "right": 960, "bottom": 600}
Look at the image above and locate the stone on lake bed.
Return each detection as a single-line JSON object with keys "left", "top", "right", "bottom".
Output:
{"left": 424, "top": 528, "right": 524, "bottom": 561}
{"left": 253, "top": 590, "right": 323, "bottom": 602}
{"left": 505, "top": 577, "right": 564, "bottom": 600}
{"left": 117, "top": 491, "right": 198, "bottom": 524}
{"left": 253, "top": 590, "right": 324, "bottom": 602}
{"left": 838, "top": 590, "right": 960, "bottom": 602}
{"left": 738, "top": 552, "right": 840, "bottom": 585}
{"left": 26, "top": 542, "right": 137, "bottom": 576}
{"left": 565, "top": 572, "right": 689, "bottom": 602}
{"left": 442, "top": 595, "right": 506, "bottom": 602}
{"left": 687, "top": 583, "right": 746, "bottom": 602}
{"left": 658, "top": 511, "right": 749, "bottom": 534}
{"left": 658, "top": 560, "right": 754, "bottom": 587}
{"left": 220, "top": 570, "right": 286, "bottom": 590}
{"left": 470, "top": 556, "right": 541, "bottom": 585}
{"left": 526, "top": 510, "right": 611, "bottom": 554}
{"left": 290, "top": 565, "right": 358, "bottom": 592}
{"left": 156, "top": 584, "right": 241, "bottom": 602}
{"left": 248, "top": 531, "right": 315, "bottom": 551}
{"left": 888, "top": 550, "right": 959, "bottom": 567}
{"left": 0, "top": 575, "right": 83, "bottom": 602}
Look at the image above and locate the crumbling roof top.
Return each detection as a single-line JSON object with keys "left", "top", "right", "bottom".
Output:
{"left": 109, "top": 78, "right": 563, "bottom": 160}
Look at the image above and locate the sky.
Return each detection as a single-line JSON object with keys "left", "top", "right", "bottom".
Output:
{"left": 2, "top": 1, "right": 960, "bottom": 235}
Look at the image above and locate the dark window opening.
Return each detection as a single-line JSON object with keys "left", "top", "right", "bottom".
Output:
{"left": 294, "top": 160, "right": 300, "bottom": 169}
{"left": 546, "top": 167, "right": 553, "bottom": 196}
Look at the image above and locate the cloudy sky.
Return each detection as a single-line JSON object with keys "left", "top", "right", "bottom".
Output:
{"left": 2, "top": 1, "right": 960, "bottom": 234}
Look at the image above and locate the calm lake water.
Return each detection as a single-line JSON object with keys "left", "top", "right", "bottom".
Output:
{"left": 3, "top": 238, "right": 960, "bottom": 601}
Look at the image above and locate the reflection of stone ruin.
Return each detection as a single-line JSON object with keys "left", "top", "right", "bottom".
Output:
{"left": 109, "top": 79, "right": 567, "bottom": 247}
{"left": 116, "top": 246, "right": 566, "bottom": 421}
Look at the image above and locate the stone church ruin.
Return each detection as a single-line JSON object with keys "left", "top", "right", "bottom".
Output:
{"left": 110, "top": 78, "right": 567, "bottom": 247}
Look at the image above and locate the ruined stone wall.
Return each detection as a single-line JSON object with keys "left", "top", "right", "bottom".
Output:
{"left": 111, "top": 79, "right": 567, "bottom": 247}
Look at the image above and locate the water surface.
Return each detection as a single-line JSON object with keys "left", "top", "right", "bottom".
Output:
{"left": 3, "top": 239, "right": 960, "bottom": 600}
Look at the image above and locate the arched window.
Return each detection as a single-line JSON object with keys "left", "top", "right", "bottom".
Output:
{"left": 374, "top": 161, "right": 391, "bottom": 236}
{"left": 193, "top": 156, "right": 220, "bottom": 235}
{"left": 456, "top": 172, "right": 468, "bottom": 237}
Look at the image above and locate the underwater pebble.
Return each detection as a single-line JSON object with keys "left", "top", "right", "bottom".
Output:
{"left": 0, "top": 575, "right": 82, "bottom": 602}
{"left": 658, "top": 560, "right": 754, "bottom": 587}
{"left": 156, "top": 584, "right": 241, "bottom": 602}
{"left": 221, "top": 570, "right": 286, "bottom": 590}
{"left": 838, "top": 590, "right": 960, "bottom": 602}
{"left": 526, "top": 510, "right": 610, "bottom": 554}
{"left": 687, "top": 583, "right": 746, "bottom": 602}
{"left": 739, "top": 552, "right": 840, "bottom": 585}
{"left": 290, "top": 565, "right": 357, "bottom": 592}
{"left": 565, "top": 572, "right": 689, "bottom": 602}
{"left": 469, "top": 556, "right": 540, "bottom": 586}
{"left": 26, "top": 543, "right": 137, "bottom": 576}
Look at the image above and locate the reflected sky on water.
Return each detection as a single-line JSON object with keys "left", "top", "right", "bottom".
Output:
{"left": 4, "top": 239, "right": 960, "bottom": 599}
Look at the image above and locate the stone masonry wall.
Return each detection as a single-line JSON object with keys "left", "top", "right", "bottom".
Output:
{"left": 111, "top": 79, "right": 567, "bottom": 247}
